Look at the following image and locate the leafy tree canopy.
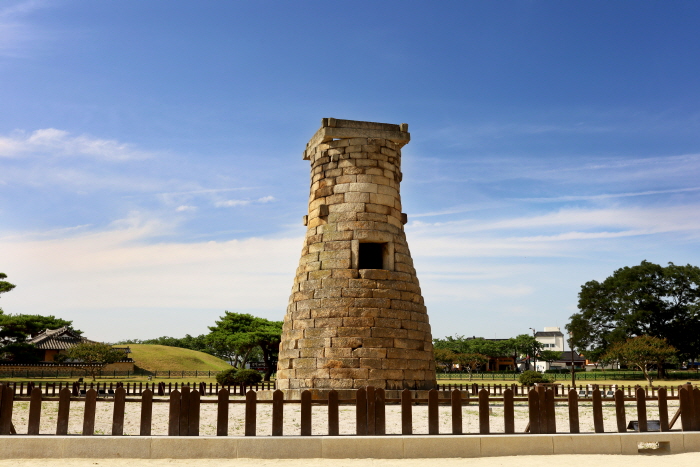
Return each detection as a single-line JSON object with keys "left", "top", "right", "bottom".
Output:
{"left": 538, "top": 350, "right": 563, "bottom": 363}
{"left": 603, "top": 335, "right": 677, "bottom": 385}
{"left": 63, "top": 342, "right": 126, "bottom": 381}
{"left": 207, "top": 311, "right": 282, "bottom": 381}
{"left": 0, "top": 313, "right": 78, "bottom": 347}
{"left": 434, "top": 335, "right": 515, "bottom": 357}
{"left": 0, "top": 273, "right": 15, "bottom": 298}
{"left": 567, "top": 260, "right": 700, "bottom": 360}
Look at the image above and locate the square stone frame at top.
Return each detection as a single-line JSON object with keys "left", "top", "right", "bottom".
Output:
{"left": 303, "top": 118, "right": 410, "bottom": 160}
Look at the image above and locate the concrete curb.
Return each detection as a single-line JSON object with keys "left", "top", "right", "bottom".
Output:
{"left": 1, "top": 433, "right": 698, "bottom": 459}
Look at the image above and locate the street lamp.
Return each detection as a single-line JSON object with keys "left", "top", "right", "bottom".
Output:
{"left": 529, "top": 327, "right": 537, "bottom": 372}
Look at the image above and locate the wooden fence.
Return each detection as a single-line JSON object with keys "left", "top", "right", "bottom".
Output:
{"left": 1, "top": 382, "right": 699, "bottom": 437}
{"left": 1, "top": 380, "right": 276, "bottom": 397}
{"left": 2, "top": 380, "right": 680, "bottom": 398}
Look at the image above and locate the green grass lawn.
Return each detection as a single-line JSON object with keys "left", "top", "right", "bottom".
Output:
{"left": 129, "top": 344, "right": 233, "bottom": 373}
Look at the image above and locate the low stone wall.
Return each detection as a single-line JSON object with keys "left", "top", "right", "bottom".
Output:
{"left": 1, "top": 433, "right": 698, "bottom": 459}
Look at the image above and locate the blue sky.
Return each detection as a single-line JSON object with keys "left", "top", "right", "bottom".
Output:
{"left": 1, "top": 0, "right": 699, "bottom": 343}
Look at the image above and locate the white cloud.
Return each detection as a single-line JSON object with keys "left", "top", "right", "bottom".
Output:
{"left": 409, "top": 205, "right": 700, "bottom": 236}
{"left": 519, "top": 187, "right": 700, "bottom": 203}
{"left": 175, "top": 205, "right": 197, "bottom": 212}
{"left": 0, "top": 128, "right": 154, "bottom": 161}
{"left": 215, "top": 196, "right": 276, "bottom": 208}
{"left": 0, "top": 1, "right": 56, "bottom": 58}
{"left": 0, "top": 217, "right": 302, "bottom": 341}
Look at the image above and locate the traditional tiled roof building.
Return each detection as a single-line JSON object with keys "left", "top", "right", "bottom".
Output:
{"left": 27, "top": 326, "right": 92, "bottom": 362}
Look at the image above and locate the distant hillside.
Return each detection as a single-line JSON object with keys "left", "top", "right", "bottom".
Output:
{"left": 129, "top": 344, "right": 232, "bottom": 372}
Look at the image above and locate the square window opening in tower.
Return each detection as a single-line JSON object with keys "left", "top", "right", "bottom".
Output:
{"left": 358, "top": 242, "right": 386, "bottom": 270}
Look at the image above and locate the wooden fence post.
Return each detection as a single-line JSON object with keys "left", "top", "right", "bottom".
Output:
{"left": 614, "top": 389, "right": 626, "bottom": 433}
{"left": 188, "top": 390, "right": 200, "bottom": 436}
{"left": 679, "top": 384, "right": 692, "bottom": 432}
{"left": 546, "top": 388, "right": 556, "bottom": 434}
{"left": 568, "top": 389, "right": 579, "bottom": 434}
{"left": 82, "top": 388, "right": 97, "bottom": 436}
{"left": 140, "top": 388, "right": 153, "bottom": 436}
{"left": 375, "top": 388, "right": 386, "bottom": 436}
{"left": 428, "top": 388, "right": 439, "bottom": 435}
{"left": 28, "top": 387, "right": 43, "bottom": 435}
{"left": 503, "top": 388, "right": 514, "bottom": 434}
{"left": 592, "top": 388, "right": 604, "bottom": 433}
{"left": 168, "top": 390, "right": 180, "bottom": 436}
{"left": 401, "top": 389, "right": 412, "bottom": 435}
{"left": 693, "top": 387, "right": 700, "bottom": 431}
{"left": 356, "top": 387, "right": 367, "bottom": 436}
{"left": 245, "top": 390, "right": 256, "bottom": 436}
{"left": 366, "top": 386, "right": 376, "bottom": 436}
{"left": 528, "top": 389, "right": 540, "bottom": 434}
{"left": 536, "top": 386, "right": 547, "bottom": 433}
{"left": 301, "top": 390, "right": 312, "bottom": 436}
{"left": 182, "top": 386, "right": 193, "bottom": 436}
{"left": 328, "top": 389, "right": 339, "bottom": 436}
{"left": 56, "top": 387, "right": 71, "bottom": 435}
{"left": 272, "top": 389, "right": 284, "bottom": 436}
{"left": 478, "top": 388, "right": 489, "bottom": 434}
{"left": 112, "top": 386, "right": 126, "bottom": 436}
{"left": 216, "top": 388, "right": 229, "bottom": 436}
{"left": 451, "top": 389, "right": 463, "bottom": 435}
{"left": 636, "top": 387, "right": 647, "bottom": 432}
{"left": 658, "top": 387, "right": 669, "bottom": 432}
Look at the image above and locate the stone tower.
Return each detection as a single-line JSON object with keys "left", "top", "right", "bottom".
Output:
{"left": 277, "top": 118, "right": 436, "bottom": 392}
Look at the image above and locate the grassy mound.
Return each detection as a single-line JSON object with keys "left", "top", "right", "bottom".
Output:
{"left": 128, "top": 344, "right": 232, "bottom": 372}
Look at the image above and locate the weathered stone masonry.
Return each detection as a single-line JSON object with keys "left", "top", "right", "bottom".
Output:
{"left": 277, "top": 118, "right": 436, "bottom": 391}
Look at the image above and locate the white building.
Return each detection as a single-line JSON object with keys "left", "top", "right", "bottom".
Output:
{"left": 534, "top": 327, "right": 565, "bottom": 372}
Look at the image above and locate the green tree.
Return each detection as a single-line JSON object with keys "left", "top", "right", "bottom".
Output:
{"left": 0, "top": 314, "right": 78, "bottom": 347}
{"left": 207, "top": 312, "right": 282, "bottom": 381}
{"left": 567, "top": 261, "right": 700, "bottom": 365}
{"left": 0, "top": 312, "right": 77, "bottom": 362}
{"left": 0, "top": 273, "right": 15, "bottom": 309}
{"left": 63, "top": 342, "right": 126, "bottom": 381}
{"left": 454, "top": 353, "right": 489, "bottom": 381}
{"left": 538, "top": 350, "right": 563, "bottom": 366}
{"left": 511, "top": 334, "right": 541, "bottom": 370}
{"left": 602, "top": 335, "right": 677, "bottom": 385}
{"left": 433, "top": 347, "right": 456, "bottom": 373}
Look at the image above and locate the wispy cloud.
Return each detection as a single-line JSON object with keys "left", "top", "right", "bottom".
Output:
{"left": 0, "top": 216, "right": 301, "bottom": 340}
{"left": 0, "top": 1, "right": 53, "bottom": 57}
{"left": 518, "top": 187, "right": 700, "bottom": 203}
{"left": 0, "top": 0, "right": 47, "bottom": 18}
{"left": 411, "top": 205, "right": 700, "bottom": 235}
{"left": 0, "top": 129, "right": 155, "bottom": 161}
{"left": 214, "top": 196, "right": 275, "bottom": 208}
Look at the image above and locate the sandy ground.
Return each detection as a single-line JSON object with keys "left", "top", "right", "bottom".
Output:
{"left": 2, "top": 455, "right": 700, "bottom": 467}
{"left": 10, "top": 396, "right": 679, "bottom": 435}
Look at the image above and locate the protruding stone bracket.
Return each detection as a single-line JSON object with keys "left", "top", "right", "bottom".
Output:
{"left": 302, "top": 215, "right": 308, "bottom": 226}
{"left": 401, "top": 213, "right": 408, "bottom": 225}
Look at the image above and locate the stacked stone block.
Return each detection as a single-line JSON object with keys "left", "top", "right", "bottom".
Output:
{"left": 277, "top": 118, "right": 436, "bottom": 391}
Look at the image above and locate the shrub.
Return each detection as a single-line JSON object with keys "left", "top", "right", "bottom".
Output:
{"left": 233, "top": 369, "right": 263, "bottom": 385}
{"left": 216, "top": 368, "right": 238, "bottom": 385}
{"left": 518, "top": 370, "right": 552, "bottom": 385}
